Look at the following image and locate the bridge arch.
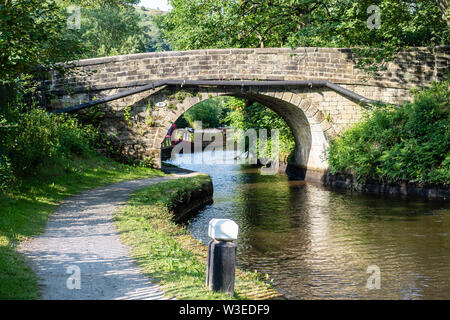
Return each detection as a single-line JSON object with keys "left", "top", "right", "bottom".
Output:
{"left": 149, "top": 85, "right": 334, "bottom": 174}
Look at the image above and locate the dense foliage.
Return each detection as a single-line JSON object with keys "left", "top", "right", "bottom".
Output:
{"left": 71, "top": 4, "right": 147, "bottom": 58}
{"left": 0, "top": 110, "right": 98, "bottom": 190}
{"left": 222, "top": 97, "right": 295, "bottom": 162}
{"left": 162, "top": 0, "right": 449, "bottom": 72}
{"left": 0, "top": 0, "right": 166, "bottom": 86}
{"left": 0, "top": 0, "right": 157, "bottom": 83}
{"left": 175, "top": 97, "right": 230, "bottom": 129}
{"left": 0, "top": 0, "right": 81, "bottom": 84}
{"left": 327, "top": 79, "right": 450, "bottom": 186}
{"left": 135, "top": 6, "right": 171, "bottom": 52}
{"left": 57, "top": 1, "right": 169, "bottom": 59}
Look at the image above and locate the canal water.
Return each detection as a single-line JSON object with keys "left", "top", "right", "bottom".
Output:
{"left": 167, "top": 150, "right": 450, "bottom": 300}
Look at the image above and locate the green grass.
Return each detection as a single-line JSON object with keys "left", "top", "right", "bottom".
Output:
{"left": 115, "top": 175, "right": 283, "bottom": 300}
{"left": 0, "top": 152, "right": 165, "bottom": 300}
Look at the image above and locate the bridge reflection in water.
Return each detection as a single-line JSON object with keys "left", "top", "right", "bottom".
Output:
{"left": 168, "top": 150, "right": 450, "bottom": 300}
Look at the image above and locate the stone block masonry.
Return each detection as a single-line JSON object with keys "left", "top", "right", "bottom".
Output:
{"left": 48, "top": 46, "right": 449, "bottom": 177}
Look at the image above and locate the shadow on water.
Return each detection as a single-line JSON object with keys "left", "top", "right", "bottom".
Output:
{"left": 168, "top": 150, "right": 450, "bottom": 300}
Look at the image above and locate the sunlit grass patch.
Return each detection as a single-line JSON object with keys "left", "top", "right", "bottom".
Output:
{"left": 115, "top": 176, "right": 283, "bottom": 300}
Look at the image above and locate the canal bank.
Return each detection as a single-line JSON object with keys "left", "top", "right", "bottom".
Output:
{"left": 284, "top": 164, "right": 450, "bottom": 200}
{"left": 320, "top": 172, "right": 450, "bottom": 200}
{"left": 114, "top": 172, "right": 283, "bottom": 300}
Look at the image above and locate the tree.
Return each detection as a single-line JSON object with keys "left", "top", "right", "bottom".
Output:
{"left": 0, "top": 0, "right": 152, "bottom": 111}
{"left": 178, "top": 97, "right": 230, "bottom": 128}
{"left": 160, "top": 0, "right": 329, "bottom": 49}
{"left": 57, "top": 1, "right": 153, "bottom": 59}
{"left": 76, "top": 4, "right": 147, "bottom": 58}
{"left": 57, "top": 0, "right": 139, "bottom": 8}
{"left": 136, "top": 6, "right": 171, "bottom": 52}
{"left": 0, "top": 0, "right": 149, "bottom": 117}
{"left": 161, "top": 0, "right": 449, "bottom": 72}
{"left": 0, "top": 0, "right": 84, "bottom": 84}
{"left": 288, "top": 0, "right": 449, "bottom": 73}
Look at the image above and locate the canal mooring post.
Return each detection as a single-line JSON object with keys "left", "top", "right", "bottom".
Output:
{"left": 206, "top": 219, "right": 239, "bottom": 296}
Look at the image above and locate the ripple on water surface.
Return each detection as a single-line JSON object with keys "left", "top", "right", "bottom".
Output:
{"left": 168, "top": 151, "right": 450, "bottom": 299}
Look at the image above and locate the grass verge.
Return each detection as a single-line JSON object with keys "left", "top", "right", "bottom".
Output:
{"left": 115, "top": 174, "right": 283, "bottom": 300}
{"left": 0, "top": 152, "right": 165, "bottom": 300}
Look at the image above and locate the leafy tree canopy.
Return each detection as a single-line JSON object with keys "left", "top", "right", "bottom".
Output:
{"left": 177, "top": 97, "right": 230, "bottom": 128}
{"left": 135, "top": 6, "right": 171, "bottom": 52}
{"left": 0, "top": 0, "right": 163, "bottom": 83}
{"left": 161, "top": 0, "right": 449, "bottom": 72}
{"left": 0, "top": 0, "right": 83, "bottom": 83}
{"left": 69, "top": 3, "right": 148, "bottom": 58}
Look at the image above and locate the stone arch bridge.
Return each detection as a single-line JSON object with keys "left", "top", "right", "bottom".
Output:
{"left": 49, "top": 46, "right": 449, "bottom": 180}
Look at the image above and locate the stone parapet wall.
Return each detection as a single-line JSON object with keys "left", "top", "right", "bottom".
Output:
{"left": 50, "top": 46, "right": 449, "bottom": 98}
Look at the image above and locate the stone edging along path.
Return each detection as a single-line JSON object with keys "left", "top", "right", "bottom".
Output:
{"left": 18, "top": 172, "right": 200, "bottom": 300}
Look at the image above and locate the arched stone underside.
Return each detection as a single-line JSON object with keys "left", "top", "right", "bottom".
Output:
{"left": 152, "top": 87, "right": 332, "bottom": 172}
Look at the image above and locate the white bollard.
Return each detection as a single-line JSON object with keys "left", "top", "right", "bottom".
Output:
{"left": 208, "top": 219, "right": 239, "bottom": 242}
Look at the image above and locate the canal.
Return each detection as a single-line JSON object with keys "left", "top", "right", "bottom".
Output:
{"left": 167, "top": 150, "right": 450, "bottom": 300}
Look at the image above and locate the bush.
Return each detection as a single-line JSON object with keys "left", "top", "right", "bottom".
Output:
{"left": 0, "top": 115, "right": 14, "bottom": 192}
{"left": 1, "top": 109, "right": 98, "bottom": 183}
{"left": 0, "top": 154, "right": 13, "bottom": 192}
{"left": 327, "top": 79, "right": 449, "bottom": 186}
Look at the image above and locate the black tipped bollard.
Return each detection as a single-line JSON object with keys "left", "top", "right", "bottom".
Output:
{"left": 206, "top": 219, "right": 239, "bottom": 296}
{"left": 206, "top": 240, "right": 237, "bottom": 295}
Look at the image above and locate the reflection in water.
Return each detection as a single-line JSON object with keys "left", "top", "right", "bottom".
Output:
{"left": 168, "top": 150, "right": 450, "bottom": 299}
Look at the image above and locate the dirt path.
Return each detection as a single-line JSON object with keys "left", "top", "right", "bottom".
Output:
{"left": 18, "top": 173, "right": 198, "bottom": 300}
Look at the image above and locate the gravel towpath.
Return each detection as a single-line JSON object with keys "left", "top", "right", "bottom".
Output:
{"left": 18, "top": 173, "right": 198, "bottom": 300}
